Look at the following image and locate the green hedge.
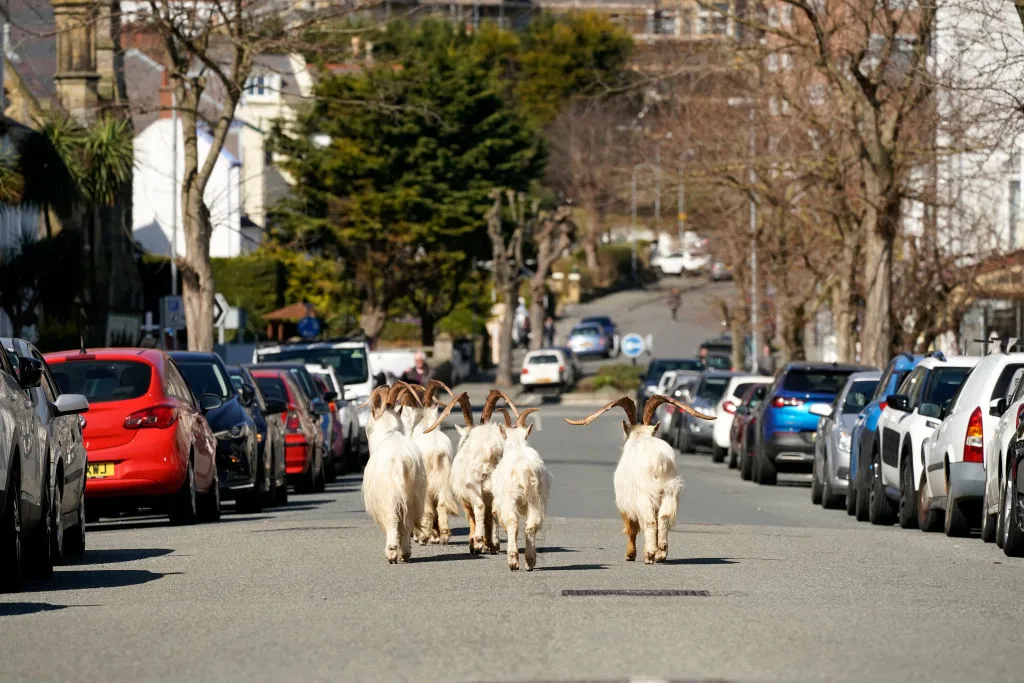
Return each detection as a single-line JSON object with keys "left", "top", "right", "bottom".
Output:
{"left": 576, "top": 362, "right": 644, "bottom": 392}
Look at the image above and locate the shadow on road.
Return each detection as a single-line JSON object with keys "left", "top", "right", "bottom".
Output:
{"left": 24, "top": 569, "right": 180, "bottom": 593}
{"left": 0, "top": 602, "right": 70, "bottom": 616}
{"left": 69, "top": 547, "right": 175, "bottom": 566}
{"left": 536, "top": 546, "right": 581, "bottom": 554}
{"left": 89, "top": 514, "right": 272, "bottom": 532}
{"left": 408, "top": 553, "right": 484, "bottom": 563}
{"left": 540, "top": 563, "right": 608, "bottom": 571}
{"left": 663, "top": 557, "right": 738, "bottom": 565}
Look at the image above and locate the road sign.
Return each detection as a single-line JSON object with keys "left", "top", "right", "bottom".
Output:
{"left": 161, "top": 296, "right": 186, "bottom": 331}
{"left": 298, "top": 316, "right": 321, "bottom": 339}
{"left": 213, "top": 292, "right": 228, "bottom": 327}
{"left": 621, "top": 333, "right": 646, "bottom": 358}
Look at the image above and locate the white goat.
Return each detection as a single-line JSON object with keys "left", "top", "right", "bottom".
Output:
{"left": 565, "top": 395, "right": 713, "bottom": 564}
{"left": 492, "top": 407, "right": 550, "bottom": 571}
{"left": 361, "top": 383, "right": 428, "bottom": 564}
{"left": 422, "top": 390, "right": 513, "bottom": 554}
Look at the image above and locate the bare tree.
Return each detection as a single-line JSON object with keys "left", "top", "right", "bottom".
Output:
{"left": 486, "top": 189, "right": 528, "bottom": 388}
{"left": 528, "top": 205, "right": 575, "bottom": 351}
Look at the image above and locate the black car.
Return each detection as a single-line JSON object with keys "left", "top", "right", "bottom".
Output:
{"left": 637, "top": 357, "right": 705, "bottom": 408}
{"left": 249, "top": 363, "right": 335, "bottom": 482}
{"left": 1004, "top": 430, "right": 1024, "bottom": 557}
{"left": 227, "top": 365, "right": 289, "bottom": 506}
{"left": 169, "top": 352, "right": 264, "bottom": 513}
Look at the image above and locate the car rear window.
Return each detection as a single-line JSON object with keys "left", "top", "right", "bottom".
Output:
{"left": 647, "top": 359, "right": 703, "bottom": 380}
{"left": 176, "top": 361, "right": 233, "bottom": 400}
{"left": 992, "top": 364, "right": 1024, "bottom": 402}
{"left": 705, "top": 355, "right": 731, "bottom": 370}
{"left": 697, "top": 376, "right": 731, "bottom": 402}
{"left": 843, "top": 380, "right": 879, "bottom": 413}
{"left": 255, "top": 376, "right": 288, "bottom": 404}
{"left": 528, "top": 355, "right": 560, "bottom": 365}
{"left": 571, "top": 326, "right": 601, "bottom": 337}
{"left": 731, "top": 382, "right": 760, "bottom": 399}
{"left": 783, "top": 369, "right": 854, "bottom": 395}
{"left": 49, "top": 360, "right": 153, "bottom": 403}
{"left": 920, "top": 367, "right": 972, "bottom": 408}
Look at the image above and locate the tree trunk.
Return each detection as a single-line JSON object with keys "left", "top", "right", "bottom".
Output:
{"left": 495, "top": 283, "right": 517, "bottom": 387}
{"left": 360, "top": 301, "right": 388, "bottom": 349}
{"left": 832, "top": 232, "right": 860, "bottom": 363}
{"left": 419, "top": 313, "right": 437, "bottom": 347}
{"left": 862, "top": 227, "right": 893, "bottom": 369}
{"left": 529, "top": 276, "right": 546, "bottom": 351}
{"left": 582, "top": 206, "right": 600, "bottom": 276}
{"left": 181, "top": 188, "right": 214, "bottom": 351}
{"left": 777, "top": 296, "right": 807, "bottom": 364}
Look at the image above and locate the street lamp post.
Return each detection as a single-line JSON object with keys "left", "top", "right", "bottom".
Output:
{"left": 631, "top": 165, "right": 639, "bottom": 284}
{"left": 746, "top": 106, "right": 759, "bottom": 374}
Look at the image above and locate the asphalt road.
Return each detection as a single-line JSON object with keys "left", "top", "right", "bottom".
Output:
{"left": 4, "top": 280, "right": 1023, "bottom": 682}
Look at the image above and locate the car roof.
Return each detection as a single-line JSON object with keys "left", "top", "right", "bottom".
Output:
{"left": 44, "top": 347, "right": 165, "bottom": 365}
{"left": 251, "top": 362, "right": 311, "bottom": 371}
{"left": 581, "top": 316, "right": 613, "bottom": 323}
{"left": 525, "top": 349, "right": 564, "bottom": 359}
{"left": 782, "top": 362, "right": 875, "bottom": 373}
{"left": 847, "top": 370, "right": 883, "bottom": 382}
{"left": 570, "top": 322, "right": 602, "bottom": 330}
{"left": 168, "top": 351, "right": 220, "bottom": 361}
{"left": 914, "top": 355, "right": 980, "bottom": 369}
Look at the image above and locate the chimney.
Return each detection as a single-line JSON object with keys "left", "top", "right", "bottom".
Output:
{"left": 159, "top": 69, "right": 173, "bottom": 119}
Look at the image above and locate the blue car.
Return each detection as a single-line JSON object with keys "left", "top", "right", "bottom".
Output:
{"left": 753, "top": 362, "right": 874, "bottom": 485}
{"left": 846, "top": 352, "right": 924, "bottom": 520}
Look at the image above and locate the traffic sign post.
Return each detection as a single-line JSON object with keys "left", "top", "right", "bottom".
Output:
{"left": 621, "top": 333, "right": 646, "bottom": 365}
{"left": 297, "top": 315, "right": 321, "bottom": 340}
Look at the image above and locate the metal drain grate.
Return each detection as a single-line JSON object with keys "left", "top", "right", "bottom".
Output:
{"left": 561, "top": 589, "right": 710, "bottom": 597}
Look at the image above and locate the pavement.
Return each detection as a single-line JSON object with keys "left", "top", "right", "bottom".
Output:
{"left": 6, "top": 279, "right": 1022, "bottom": 682}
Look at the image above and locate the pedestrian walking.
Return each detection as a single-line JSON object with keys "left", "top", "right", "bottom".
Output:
{"left": 667, "top": 288, "right": 681, "bottom": 322}
{"left": 401, "top": 350, "right": 433, "bottom": 385}
{"left": 759, "top": 344, "right": 776, "bottom": 375}
{"left": 543, "top": 317, "right": 556, "bottom": 348}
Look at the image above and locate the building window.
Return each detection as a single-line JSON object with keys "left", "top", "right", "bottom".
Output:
{"left": 245, "top": 74, "right": 281, "bottom": 100}
{"left": 712, "top": 2, "right": 729, "bottom": 35}
{"left": 807, "top": 83, "right": 827, "bottom": 106}
{"left": 1011, "top": 180, "right": 1021, "bottom": 250}
{"left": 766, "top": 53, "right": 779, "bottom": 72}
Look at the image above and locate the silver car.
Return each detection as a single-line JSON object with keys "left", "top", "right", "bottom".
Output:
{"left": 810, "top": 371, "right": 881, "bottom": 509}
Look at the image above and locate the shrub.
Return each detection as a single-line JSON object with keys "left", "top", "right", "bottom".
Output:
{"left": 576, "top": 362, "right": 644, "bottom": 392}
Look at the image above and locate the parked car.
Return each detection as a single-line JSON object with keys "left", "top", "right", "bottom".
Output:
{"left": 809, "top": 371, "right": 880, "bottom": 509}
{"left": 313, "top": 373, "right": 346, "bottom": 474}
{"left": 226, "top": 364, "right": 289, "bottom": 506}
{"left": 923, "top": 352, "right": 1024, "bottom": 536}
{"left": 732, "top": 384, "right": 770, "bottom": 476}
{"left": 637, "top": 358, "right": 705, "bottom": 408}
{"left": 306, "top": 364, "right": 361, "bottom": 471}
{"left": 579, "top": 316, "right": 618, "bottom": 355}
{"left": 752, "top": 362, "right": 874, "bottom": 486}
{"left": 709, "top": 261, "right": 733, "bottom": 281}
{"left": 1001, "top": 418, "right": 1024, "bottom": 555}
{"left": 653, "top": 251, "right": 710, "bottom": 276}
{"left": 704, "top": 353, "right": 732, "bottom": 371}
{"left": 847, "top": 353, "right": 923, "bottom": 519}
{"left": 45, "top": 348, "right": 221, "bottom": 525}
{"left": 0, "top": 341, "right": 89, "bottom": 590}
{"left": 247, "top": 368, "right": 325, "bottom": 494}
{"left": 555, "top": 346, "right": 583, "bottom": 388}
{"left": 985, "top": 366, "right": 1024, "bottom": 547}
{"left": 675, "top": 371, "right": 742, "bottom": 454}
{"left": 657, "top": 376, "right": 702, "bottom": 446}
{"left": 711, "top": 375, "right": 774, "bottom": 463}
{"left": 521, "top": 349, "right": 572, "bottom": 394}
{"left": 250, "top": 362, "right": 336, "bottom": 482}
{"left": 567, "top": 323, "right": 612, "bottom": 358}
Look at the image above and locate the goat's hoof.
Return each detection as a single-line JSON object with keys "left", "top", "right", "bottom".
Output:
{"left": 508, "top": 553, "right": 520, "bottom": 571}
{"left": 654, "top": 549, "right": 668, "bottom": 563}
{"left": 438, "top": 533, "right": 451, "bottom": 545}
{"left": 644, "top": 551, "right": 656, "bottom": 564}
{"left": 626, "top": 553, "right": 636, "bottom": 562}
{"left": 400, "top": 551, "right": 412, "bottom": 562}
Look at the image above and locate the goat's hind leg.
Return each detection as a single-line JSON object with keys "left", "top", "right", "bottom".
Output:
{"left": 524, "top": 508, "right": 542, "bottom": 571}
{"left": 621, "top": 511, "right": 639, "bottom": 562}
{"left": 415, "top": 496, "right": 437, "bottom": 546}
{"left": 399, "top": 511, "right": 414, "bottom": 562}
{"left": 642, "top": 516, "right": 658, "bottom": 565}
{"left": 384, "top": 513, "right": 401, "bottom": 564}
{"left": 462, "top": 500, "right": 481, "bottom": 554}
{"left": 505, "top": 515, "right": 520, "bottom": 571}
{"left": 655, "top": 494, "right": 677, "bottom": 563}
{"left": 484, "top": 493, "right": 500, "bottom": 554}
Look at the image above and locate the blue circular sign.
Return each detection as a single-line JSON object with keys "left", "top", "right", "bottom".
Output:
{"left": 621, "top": 333, "right": 646, "bottom": 358}
{"left": 297, "top": 316, "right": 321, "bottom": 339}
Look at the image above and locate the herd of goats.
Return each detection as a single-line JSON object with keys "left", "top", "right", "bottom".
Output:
{"left": 359, "top": 380, "right": 714, "bottom": 570}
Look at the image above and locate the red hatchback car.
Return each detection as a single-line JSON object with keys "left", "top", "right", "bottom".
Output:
{"left": 249, "top": 368, "right": 324, "bottom": 493}
{"left": 45, "top": 348, "right": 221, "bottom": 524}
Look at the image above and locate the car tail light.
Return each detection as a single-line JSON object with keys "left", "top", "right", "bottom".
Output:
{"left": 124, "top": 404, "right": 177, "bottom": 430}
{"left": 964, "top": 406, "right": 984, "bottom": 463}
{"left": 723, "top": 400, "right": 737, "bottom": 414}
{"left": 1017, "top": 404, "right": 1024, "bottom": 430}
{"left": 285, "top": 409, "right": 302, "bottom": 433}
{"left": 559, "top": 365, "right": 565, "bottom": 373}
{"left": 880, "top": 400, "right": 887, "bottom": 412}
{"left": 772, "top": 396, "right": 804, "bottom": 408}
{"left": 522, "top": 367, "right": 529, "bottom": 375}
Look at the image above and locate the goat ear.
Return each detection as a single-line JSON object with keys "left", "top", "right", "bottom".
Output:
{"left": 498, "top": 424, "right": 506, "bottom": 439}
{"left": 455, "top": 425, "right": 467, "bottom": 437}
{"left": 525, "top": 423, "right": 533, "bottom": 439}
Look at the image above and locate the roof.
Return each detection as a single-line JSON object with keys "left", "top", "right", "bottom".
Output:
{"left": 263, "top": 302, "right": 316, "bottom": 321}
{"left": 2, "top": 0, "right": 57, "bottom": 106}
{"left": 782, "top": 362, "right": 876, "bottom": 372}
{"left": 847, "top": 370, "right": 883, "bottom": 381}
{"left": 43, "top": 347, "right": 166, "bottom": 364}
{"left": 915, "top": 355, "right": 981, "bottom": 369}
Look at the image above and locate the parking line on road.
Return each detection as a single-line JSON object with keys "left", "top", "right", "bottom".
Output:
{"left": 561, "top": 589, "right": 710, "bottom": 597}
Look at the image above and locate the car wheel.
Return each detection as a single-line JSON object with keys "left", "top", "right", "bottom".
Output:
{"left": 898, "top": 455, "right": 918, "bottom": 529}
{"left": 27, "top": 474, "right": 54, "bottom": 579}
{"left": 63, "top": 486, "right": 86, "bottom": 558}
{"left": 810, "top": 458, "right": 823, "bottom": 505}
{"left": 198, "top": 469, "right": 222, "bottom": 522}
{"left": 996, "top": 470, "right": 1005, "bottom": 548}
{"left": 236, "top": 482, "right": 263, "bottom": 514}
{"left": 821, "top": 458, "right": 842, "bottom": 510}
{"left": 677, "top": 425, "right": 692, "bottom": 454}
{"left": 854, "top": 456, "right": 870, "bottom": 522}
{"left": 845, "top": 482, "right": 857, "bottom": 516}
{"left": 314, "top": 457, "right": 326, "bottom": 493}
{"left": 944, "top": 486, "right": 970, "bottom": 538}
{"left": 49, "top": 478, "right": 65, "bottom": 566}
{"left": 325, "top": 451, "right": 338, "bottom": 483}
{"left": 0, "top": 462, "right": 23, "bottom": 593}
{"left": 1002, "top": 469, "right": 1024, "bottom": 557}
{"left": 728, "top": 446, "right": 738, "bottom": 470}
{"left": 755, "top": 446, "right": 777, "bottom": 486}
{"left": 868, "top": 451, "right": 896, "bottom": 526}
{"left": 740, "top": 445, "right": 753, "bottom": 481}
{"left": 297, "top": 458, "right": 316, "bottom": 494}
{"left": 276, "top": 478, "right": 289, "bottom": 505}
{"left": 169, "top": 461, "right": 198, "bottom": 526}
{"left": 261, "top": 445, "right": 279, "bottom": 508}
{"left": 917, "top": 473, "right": 942, "bottom": 532}
{"left": 981, "top": 481, "right": 998, "bottom": 543}
{"left": 711, "top": 445, "right": 726, "bottom": 464}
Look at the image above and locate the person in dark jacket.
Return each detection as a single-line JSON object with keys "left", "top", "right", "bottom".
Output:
{"left": 401, "top": 351, "right": 433, "bottom": 385}
{"left": 667, "top": 288, "right": 681, "bottom": 321}
{"left": 543, "top": 317, "right": 556, "bottom": 348}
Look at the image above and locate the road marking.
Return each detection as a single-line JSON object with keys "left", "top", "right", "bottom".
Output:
{"left": 562, "top": 589, "right": 710, "bottom": 597}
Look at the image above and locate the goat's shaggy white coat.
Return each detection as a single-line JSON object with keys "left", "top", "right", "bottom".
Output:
{"left": 491, "top": 422, "right": 551, "bottom": 571}
{"left": 362, "top": 405, "right": 427, "bottom": 563}
{"left": 409, "top": 403, "right": 458, "bottom": 544}
{"left": 614, "top": 424, "right": 682, "bottom": 564}
{"left": 449, "top": 422, "right": 506, "bottom": 553}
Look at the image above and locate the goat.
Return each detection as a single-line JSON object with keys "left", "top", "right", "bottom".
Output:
{"left": 565, "top": 395, "right": 713, "bottom": 564}
{"left": 406, "top": 380, "right": 461, "bottom": 545}
{"left": 492, "top": 407, "right": 550, "bottom": 571}
{"left": 361, "top": 382, "right": 428, "bottom": 564}
{"left": 422, "top": 390, "right": 514, "bottom": 554}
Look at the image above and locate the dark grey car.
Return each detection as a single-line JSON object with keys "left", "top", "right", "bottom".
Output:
{"left": 810, "top": 371, "right": 881, "bottom": 509}
{"left": 675, "top": 370, "right": 742, "bottom": 454}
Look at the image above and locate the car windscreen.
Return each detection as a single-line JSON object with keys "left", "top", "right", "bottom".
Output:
{"left": 696, "top": 376, "right": 731, "bottom": 402}
{"left": 782, "top": 369, "right": 855, "bottom": 395}
{"left": 705, "top": 355, "right": 731, "bottom": 370}
{"left": 920, "top": 366, "right": 972, "bottom": 407}
{"left": 49, "top": 360, "right": 153, "bottom": 403}
{"left": 255, "top": 376, "right": 288, "bottom": 404}
{"left": 842, "top": 380, "right": 879, "bottom": 413}
{"left": 176, "top": 361, "right": 233, "bottom": 400}
{"left": 647, "top": 359, "right": 703, "bottom": 380}
{"left": 571, "top": 326, "right": 601, "bottom": 337}
{"left": 256, "top": 347, "right": 369, "bottom": 385}
{"left": 528, "top": 355, "right": 560, "bottom": 364}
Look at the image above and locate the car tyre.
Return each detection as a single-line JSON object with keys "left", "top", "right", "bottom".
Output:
{"left": 48, "top": 478, "right": 65, "bottom": 566}
{"left": 943, "top": 487, "right": 970, "bottom": 537}
{"left": 677, "top": 424, "right": 692, "bottom": 455}
{"left": 314, "top": 457, "right": 326, "bottom": 493}
{"left": 27, "top": 474, "right": 54, "bottom": 579}
{"left": 198, "top": 469, "right": 222, "bottom": 522}
{"left": 296, "top": 459, "right": 316, "bottom": 494}
{"left": 868, "top": 451, "right": 896, "bottom": 526}
{"left": 821, "top": 459, "right": 842, "bottom": 510}
{"left": 854, "top": 458, "right": 870, "bottom": 522}
{"left": 981, "top": 482, "right": 998, "bottom": 544}
{"left": 898, "top": 455, "right": 918, "bottom": 529}
{"left": 917, "top": 474, "right": 942, "bottom": 532}
{"left": 727, "top": 447, "right": 738, "bottom": 470}
{"left": 740, "top": 445, "right": 753, "bottom": 481}
{"left": 324, "top": 452, "right": 338, "bottom": 483}
{"left": 0, "top": 462, "right": 23, "bottom": 593}
{"left": 810, "top": 459, "right": 823, "bottom": 505}
{"left": 63, "top": 486, "right": 86, "bottom": 559}
{"left": 1002, "top": 470, "right": 1024, "bottom": 557}
{"left": 845, "top": 483, "right": 857, "bottom": 516}
{"left": 711, "top": 445, "right": 726, "bottom": 464}
{"left": 169, "top": 461, "right": 198, "bottom": 526}
{"left": 261, "top": 451, "right": 278, "bottom": 509}
{"left": 755, "top": 446, "right": 777, "bottom": 486}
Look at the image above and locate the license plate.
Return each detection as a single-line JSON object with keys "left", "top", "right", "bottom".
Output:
{"left": 535, "top": 378, "right": 554, "bottom": 384}
{"left": 87, "top": 463, "right": 115, "bottom": 478}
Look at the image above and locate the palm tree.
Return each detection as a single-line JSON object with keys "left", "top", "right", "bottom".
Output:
{"left": 0, "top": 151, "right": 26, "bottom": 205}
{"left": 17, "top": 113, "right": 86, "bottom": 238}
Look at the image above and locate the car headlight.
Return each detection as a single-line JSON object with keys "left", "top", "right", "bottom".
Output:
{"left": 643, "top": 385, "right": 656, "bottom": 396}
{"left": 213, "top": 423, "right": 251, "bottom": 440}
{"left": 838, "top": 430, "right": 851, "bottom": 452}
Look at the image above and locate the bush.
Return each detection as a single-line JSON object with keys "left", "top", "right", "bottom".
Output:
{"left": 576, "top": 363, "right": 644, "bottom": 392}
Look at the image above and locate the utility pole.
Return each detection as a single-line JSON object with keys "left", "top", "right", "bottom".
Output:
{"left": 654, "top": 141, "right": 661, "bottom": 233}
{"left": 170, "top": 86, "right": 179, "bottom": 299}
{"left": 677, "top": 151, "right": 686, "bottom": 240}
{"left": 631, "top": 166, "right": 638, "bottom": 284}
{"left": 748, "top": 106, "right": 759, "bottom": 374}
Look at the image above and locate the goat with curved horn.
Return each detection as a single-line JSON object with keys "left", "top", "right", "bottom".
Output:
{"left": 641, "top": 394, "right": 714, "bottom": 428}
{"left": 422, "top": 392, "right": 474, "bottom": 433}
{"left": 563, "top": 397, "right": 637, "bottom": 427}
{"left": 424, "top": 379, "right": 454, "bottom": 407}
{"left": 481, "top": 389, "right": 520, "bottom": 424}
{"left": 516, "top": 407, "right": 540, "bottom": 429}
{"left": 492, "top": 408, "right": 514, "bottom": 427}
{"left": 408, "top": 383, "right": 460, "bottom": 546}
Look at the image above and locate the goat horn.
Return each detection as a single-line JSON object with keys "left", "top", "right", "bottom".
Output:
{"left": 563, "top": 396, "right": 637, "bottom": 427}
{"left": 424, "top": 379, "right": 454, "bottom": 407}
{"left": 655, "top": 395, "right": 715, "bottom": 422}
{"left": 481, "top": 389, "right": 520, "bottom": 424}
{"left": 357, "top": 386, "right": 385, "bottom": 410}
{"left": 369, "top": 386, "right": 388, "bottom": 420}
{"left": 515, "top": 407, "right": 540, "bottom": 428}
{"left": 399, "top": 388, "right": 423, "bottom": 407}
{"left": 492, "top": 408, "right": 513, "bottom": 426}
{"left": 422, "top": 392, "right": 474, "bottom": 433}
{"left": 387, "top": 380, "right": 417, "bottom": 407}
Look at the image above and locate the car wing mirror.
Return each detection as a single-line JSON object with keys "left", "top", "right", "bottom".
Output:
{"left": 238, "top": 384, "right": 256, "bottom": 406}
{"left": 990, "top": 397, "right": 1007, "bottom": 417}
{"left": 312, "top": 398, "right": 330, "bottom": 416}
{"left": 263, "top": 397, "right": 288, "bottom": 415}
{"left": 17, "top": 356, "right": 43, "bottom": 390}
{"left": 808, "top": 403, "right": 833, "bottom": 418}
{"left": 53, "top": 393, "right": 89, "bottom": 416}
{"left": 323, "top": 391, "right": 338, "bottom": 403}
{"left": 199, "top": 394, "right": 224, "bottom": 413}
{"left": 887, "top": 394, "right": 910, "bottom": 412}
